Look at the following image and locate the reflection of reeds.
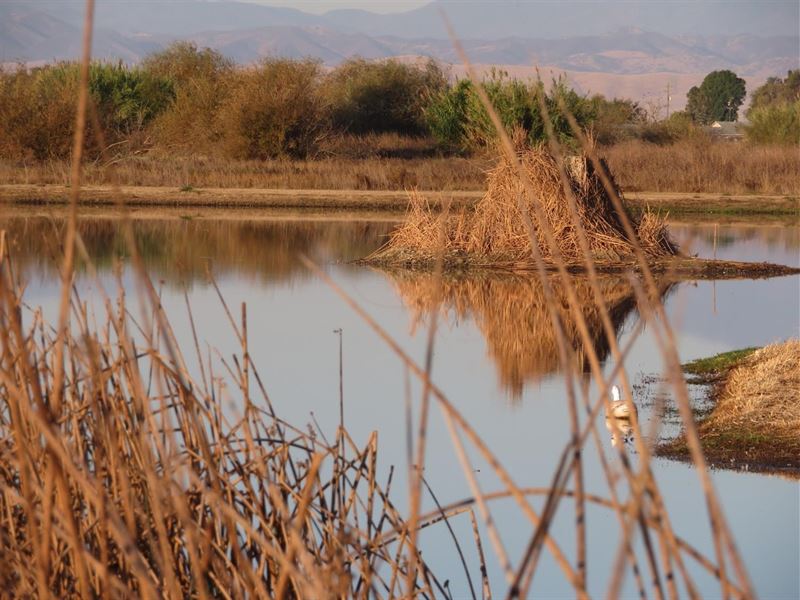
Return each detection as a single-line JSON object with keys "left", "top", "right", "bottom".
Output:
{"left": 389, "top": 271, "right": 652, "bottom": 397}
{"left": 370, "top": 145, "right": 678, "bottom": 267}
{"left": 0, "top": 217, "right": 393, "bottom": 282}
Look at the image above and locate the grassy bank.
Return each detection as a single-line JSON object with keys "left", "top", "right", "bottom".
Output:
{"left": 4, "top": 183, "right": 797, "bottom": 217}
{"left": 603, "top": 140, "right": 800, "bottom": 195}
{"left": 1, "top": 138, "right": 798, "bottom": 196}
{"left": 659, "top": 341, "right": 800, "bottom": 476}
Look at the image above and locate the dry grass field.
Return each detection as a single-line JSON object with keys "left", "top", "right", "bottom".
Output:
{"left": 1, "top": 138, "right": 798, "bottom": 196}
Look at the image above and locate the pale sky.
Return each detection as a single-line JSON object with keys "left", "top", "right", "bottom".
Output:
{"left": 244, "top": 0, "right": 429, "bottom": 14}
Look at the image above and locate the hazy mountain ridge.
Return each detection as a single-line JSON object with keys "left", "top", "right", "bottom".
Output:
{"left": 2, "top": 1, "right": 797, "bottom": 108}
{"left": 322, "top": 0, "right": 800, "bottom": 38}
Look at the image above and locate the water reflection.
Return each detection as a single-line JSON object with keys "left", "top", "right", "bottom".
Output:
{"left": 0, "top": 210, "right": 797, "bottom": 597}
{"left": 0, "top": 215, "right": 394, "bottom": 283}
{"left": 385, "top": 269, "right": 671, "bottom": 398}
{"left": 671, "top": 220, "right": 800, "bottom": 265}
{"left": 605, "top": 417, "right": 634, "bottom": 449}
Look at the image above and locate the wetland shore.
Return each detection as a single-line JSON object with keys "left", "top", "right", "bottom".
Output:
{"left": 658, "top": 341, "right": 800, "bottom": 478}
{"left": 1, "top": 183, "right": 797, "bottom": 217}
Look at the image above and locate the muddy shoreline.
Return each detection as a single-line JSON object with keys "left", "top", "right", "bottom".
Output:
{"left": 360, "top": 255, "right": 800, "bottom": 280}
{"left": 1, "top": 184, "right": 797, "bottom": 216}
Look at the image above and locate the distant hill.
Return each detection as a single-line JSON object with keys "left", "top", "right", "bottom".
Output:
{"left": 0, "top": 4, "right": 158, "bottom": 63}
{"left": 1, "top": 0, "right": 797, "bottom": 109}
{"left": 322, "top": 0, "right": 800, "bottom": 39}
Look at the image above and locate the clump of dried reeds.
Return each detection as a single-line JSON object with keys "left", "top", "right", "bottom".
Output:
{"left": 0, "top": 240, "right": 453, "bottom": 598}
{"left": 369, "top": 145, "right": 678, "bottom": 267}
{"left": 659, "top": 339, "right": 800, "bottom": 472}
{"left": 699, "top": 339, "right": 800, "bottom": 464}
{"left": 716, "top": 339, "right": 800, "bottom": 432}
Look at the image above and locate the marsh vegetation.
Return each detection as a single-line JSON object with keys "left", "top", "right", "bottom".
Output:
{"left": 0, "top": 8, "right": 798, "bottom": 596}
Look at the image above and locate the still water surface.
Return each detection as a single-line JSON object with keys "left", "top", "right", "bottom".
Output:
{"left": 2, "top": 209, "right": 798, "bottom": 598}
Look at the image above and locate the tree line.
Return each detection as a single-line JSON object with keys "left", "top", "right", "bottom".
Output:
{"left": 1, "top": 43, "right": 796, "bottom": 162}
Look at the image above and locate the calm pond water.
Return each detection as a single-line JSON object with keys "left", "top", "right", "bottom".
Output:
{"left": 1, "top": 208, "right": 798, "bottom": 598}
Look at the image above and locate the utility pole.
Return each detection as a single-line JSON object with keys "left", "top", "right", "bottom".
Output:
{"left": 666, "top": 81, "right": 671, "bottom": 120}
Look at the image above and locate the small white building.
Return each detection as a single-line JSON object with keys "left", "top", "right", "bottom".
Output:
{"left": 709, "top": 121, "right": 745, "bottom": 140}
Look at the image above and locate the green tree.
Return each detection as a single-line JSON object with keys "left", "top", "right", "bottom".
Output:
{"left": 686, "top": 70, "right": 746, "bottom": 124}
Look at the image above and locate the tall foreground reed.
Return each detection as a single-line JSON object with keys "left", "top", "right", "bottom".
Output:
{"left": 0, "top": 1, "right": 758, "bottom": 597}
{"left": 0, "top": 236, "right": 446, "bottom": 597}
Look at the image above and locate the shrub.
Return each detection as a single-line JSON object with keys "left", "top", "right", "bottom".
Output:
{"left": 144, "top": 43, "right": 234, "bottom": 154}
{"left": 323, "top": 58, "right": 446, "bottom": 135}
{"left": 745, "top": 101, "right": 800, "bottom": 145}
{"left": 0, "top": 64, "right": 79, "bottom": 160}
{"left": 586, "top": 95, "right": 646, "bottom": 144}
{"left": 89, "top": 62, "right": 175, "bottom": 137}
{"left": 0, "top": 62, "right": 173, "bottom": 160}
{"left": 425, "top": 73, "right": 595, "bottom": 151}
{"left": 216, "top": 59, "right": 326, "bottom": 159}
{"left": 749, "top": 70, "right": 800, "bottom": 112}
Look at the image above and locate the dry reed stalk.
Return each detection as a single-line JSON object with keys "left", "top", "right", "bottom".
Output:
{"left": 0, "top": 247, "right": 466, "bottom": 597}
{"left": 536, "top": 90, "right": 694, "bottom": 600}
{"left": 439, "top": 32, "right": 664, "bottom": 598}
{"left": 561, "top": 106, "right": 755, "bottom": 599}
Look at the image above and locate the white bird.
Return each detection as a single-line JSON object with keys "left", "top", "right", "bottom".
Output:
{"left": 606, "top": 385, "right": 636, "bottom": 420}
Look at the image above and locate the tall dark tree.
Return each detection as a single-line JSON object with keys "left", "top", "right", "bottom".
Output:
{"left": 686, "top": 70, "right": 746, "bottom": 124}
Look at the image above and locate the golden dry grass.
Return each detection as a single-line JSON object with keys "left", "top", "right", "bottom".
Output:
{"left": 1, "top": 138, "right": 798, "bottom": 195}
{"left": 713, "top": 339, "right": 800, "bottom": 433}
{"left": 0, "top": 154, "right": 490, "bottom": 192}
{"left": 604, "top": 139, "right": 800, "bottom": 195}
{"left": 0, "top": 239, "right": 463, "bottom": 597}
{"left": 661, "top": 340, "right": 800, "bottom": 472}
{"left": 370, "top": 145, "right": 677, "bottom": 266}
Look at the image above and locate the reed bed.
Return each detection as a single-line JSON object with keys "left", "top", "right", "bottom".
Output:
{"left": 368, "top": 145, "right": 678, "bottom": 267}
{"left": 4, "top": 138, "right": 797, "bottom": 195}
{"left": 0, "top": 154, "right": 490, "bottom": 192}
{"left": 605, "top": 139, "right": 800, "bottom": 195}
{"left": 0, "top": 238, "right": 462, "bottom": 597}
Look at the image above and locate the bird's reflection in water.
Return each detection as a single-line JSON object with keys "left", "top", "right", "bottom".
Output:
{"left": 605, "top": 417, "right": 634, "bottom": 449}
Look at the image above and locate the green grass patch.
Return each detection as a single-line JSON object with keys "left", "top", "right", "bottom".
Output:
{"left": 682, "top": 347, "right": 758, "bottom": 376}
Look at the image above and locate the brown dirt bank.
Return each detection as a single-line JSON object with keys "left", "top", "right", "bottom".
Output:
{"left": 0, "top": 184, "right": 797, "bottom": 215}
{"left": 658, "top": 340, "right": 800, "bottom": 478}
{"left": 361, "top": 255, "right": 800, "bottom": 280}
{"left": 0, "top": 204, "right": 404, "bottom": 224}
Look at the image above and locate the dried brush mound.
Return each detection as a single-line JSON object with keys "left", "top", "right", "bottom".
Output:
{"left": 368, "top": 146, "right": 678, "bottom": 267}
{"left": 704, "top": 339, "right": 800, "bottom": 452}
{"left": 662, "top": 339, "right": 800, "bottom": 472}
